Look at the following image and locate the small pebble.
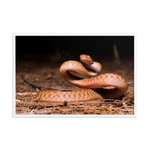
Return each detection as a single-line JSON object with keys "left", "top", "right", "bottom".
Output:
{"left": 64, "top": 101, "right": 68, "bottom": 106}
{"left": 116, "top": 101, "right": 123, "bottom": 107}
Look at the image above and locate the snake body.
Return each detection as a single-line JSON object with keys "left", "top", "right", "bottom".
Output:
{"left": 34, "top": 54, "right": 128, "bottom": 103}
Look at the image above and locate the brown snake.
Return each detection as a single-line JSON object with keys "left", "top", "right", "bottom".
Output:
{"left": 34, "top": 54, "right": 128, "bottom": 103}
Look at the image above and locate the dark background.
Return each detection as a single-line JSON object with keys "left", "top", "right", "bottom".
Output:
{"left": 16, "top": 36, "right": 134, "bottom": 64}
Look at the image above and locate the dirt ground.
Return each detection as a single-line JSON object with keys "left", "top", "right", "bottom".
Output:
{"left": 15, "top": 53, "right": 134, "bottom": 115}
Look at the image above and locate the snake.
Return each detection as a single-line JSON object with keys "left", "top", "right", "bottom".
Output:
{"left": 34, "top": 54, "right": 128, "bottom": 103}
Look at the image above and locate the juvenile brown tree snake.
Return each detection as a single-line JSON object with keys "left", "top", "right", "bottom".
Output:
{"left": 34, "top": 54, "right": 128, "bottom": 103}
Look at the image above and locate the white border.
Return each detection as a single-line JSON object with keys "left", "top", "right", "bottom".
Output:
{"left": 14, "top": 33, "right": 136, "bottom": 36}
{"left": 10, "top": 34, "right": 11, "bottom": 116}
{"left": 134, "top": 34, "right": 137, "bottom": 117}
{"left": 13, "top": 34, "right": 16, "bottom": 118}
{"left": 13, "top": 30, "right": 138, "bottom": 33}
{"left": 13, "top": 33, "right": 136, "bottom": 118}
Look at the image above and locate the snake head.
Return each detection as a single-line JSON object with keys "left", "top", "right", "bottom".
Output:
{"left": 80, "top": 54, "right": 93, "bottom": 65}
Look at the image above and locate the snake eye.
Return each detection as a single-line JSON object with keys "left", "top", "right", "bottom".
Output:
{"left": 87, "top": 55, "right": 90, "bottom": 59}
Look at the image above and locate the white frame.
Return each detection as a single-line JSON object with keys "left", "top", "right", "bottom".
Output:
{"left": 13, "top": 33, "right": 136, "bottom": 118}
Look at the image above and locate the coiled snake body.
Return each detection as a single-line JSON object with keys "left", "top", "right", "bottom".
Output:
{"left": 34, "top": 54, "right": 128, "bottom": 103}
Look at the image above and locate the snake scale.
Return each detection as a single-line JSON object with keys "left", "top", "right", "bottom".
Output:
{"left": 34, "top": 54, "right": 128, "bottom": 103}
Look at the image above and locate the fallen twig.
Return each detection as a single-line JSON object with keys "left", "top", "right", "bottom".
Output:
{"left": 16, "top": 99, "right": 21, "bottom": 102}
{"left": 16, "top": 92, "right": 37, "bottom": 95}
{"left": 113, "top": 44, "right": 121, "bottom": 65}
{"left": 128, "top": 81, "right": 134, "bottom": 85}
{"left": 21, "top": 74, "right": 70, "bottom": 91}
